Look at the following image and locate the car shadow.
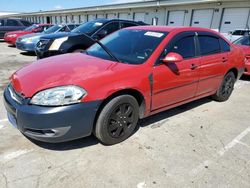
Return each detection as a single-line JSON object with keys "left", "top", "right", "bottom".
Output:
{"left": 28, "top": 97, "right": 213, "bottom": 151}
{"left": 8, "top": 44, "right": 16, "bottom": 48}
{"left": 20, "top": 51, "right": 36, "bottom": 56}
{"left": 138, "top": 97, "right": 212, "bottom": 128}
{"left": 26, "top": 135, "right": 99, "bottom": 151}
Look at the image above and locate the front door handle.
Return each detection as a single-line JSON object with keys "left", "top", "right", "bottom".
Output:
{"left": 190, "top": 64, "right": 198, "bottom": 70}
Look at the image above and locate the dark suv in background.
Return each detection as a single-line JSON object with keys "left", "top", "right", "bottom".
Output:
{"left": 35, "top": 19, "right": 147, "bottom": 59}
{"left": 0, "top": 18, "right": 32, "bottom": 39}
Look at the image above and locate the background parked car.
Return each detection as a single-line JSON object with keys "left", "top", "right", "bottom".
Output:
{"left": 16, "top": 24, "right": 79, "bottom": 52}
{"left": 0, "top": 18, "right": 32, "bottom": 39}
{"left": 233, "top": 35, "right": 250, "bottom": 75}
{"left": 222, "top": 29, "right": 250, "bottom": 42}
{"left": 4, "top": 24, "right": 52, "bottom": 45}
{"left": 35, "top": 19, "right": 147, "bottom": 59}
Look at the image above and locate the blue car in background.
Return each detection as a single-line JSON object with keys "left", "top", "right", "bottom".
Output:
{"left": 16, "top": 24, "right": 79, "bottom": 52}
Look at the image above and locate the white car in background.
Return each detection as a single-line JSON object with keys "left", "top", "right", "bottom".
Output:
{"left": 221, "top": 29, "right": 250, "bottom": 42}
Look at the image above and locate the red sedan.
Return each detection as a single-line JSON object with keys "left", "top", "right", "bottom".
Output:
{"left": 4, "top": 24, "right": 52, "bottom": 45}
{"left": 234, "top": 36, "right": 250, "bottom": 75}
{"left": 3, "top": 26, "right": 245, "bottom": 145}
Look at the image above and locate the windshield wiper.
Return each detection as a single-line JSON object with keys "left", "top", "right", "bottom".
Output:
{"left": 94, "top": 40, "right": 121, "bottom": 63}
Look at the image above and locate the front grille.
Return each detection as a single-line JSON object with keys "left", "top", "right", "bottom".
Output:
{"left": 8, "top": 85, "right": 25, "bottom": 104}
{"left": 36, "top": 39, "right": 50, "bottom": 49}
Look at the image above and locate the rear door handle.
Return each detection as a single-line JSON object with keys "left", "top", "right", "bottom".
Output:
{"left": 190, "top": 64, "right": 198, "bottom": 70}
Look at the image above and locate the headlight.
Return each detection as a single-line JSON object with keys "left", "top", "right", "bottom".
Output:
{"left": 21, "top": 38, "right": 33, "bottom": 43}
{"left": 49, "top": 37, "right": 68, "bottom": 51}
{"left": 8, "top": 34, "right": 17, "bottom": 38}
{"left": 30, "top": 85, "right": 87, "bottom": 106}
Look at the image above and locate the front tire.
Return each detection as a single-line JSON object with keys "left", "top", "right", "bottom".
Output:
{"left": 212, "top": 71, "right": 236, "bottom": 102}
{"left": 95, "top": 95, "right": 139, "bottom": 145}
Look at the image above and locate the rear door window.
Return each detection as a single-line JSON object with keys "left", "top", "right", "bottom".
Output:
{"left": 169, "top": 36, "right": 196, "bottom": 59}
{"left": 121, "top": 22, "right": 137, "bottom": 28}
{"left": 20, "top": 20, "right": 31, "bottom": 26}
{"left": 6, "top": 19, "right": 20, "bottom": 26}
{"left": 0, "top": 19, "right": 4, "bottom": 26}
{"left": 198, "top": 36, "right": 220, "bottom": 56}
{"left": 219, "top": 39, "right": 231, "bottom": 52}
{"left": 100, "top": 22, "right": 120, "bottom": 35}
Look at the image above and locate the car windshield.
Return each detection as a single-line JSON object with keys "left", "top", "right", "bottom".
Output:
{"left": 24, "top": 24, "right": 37, "bottom": 31}
{"left": 71, "top": 20, "right": 106, "bottom": 34}
{"left": 43, "top": 25, "right": 62, "bottom": 34}
{"left": 86, "top": 29, "right": 168, "bottom": 64}
{"left": 233, "top": 36, "right": 250, "bottom": 46}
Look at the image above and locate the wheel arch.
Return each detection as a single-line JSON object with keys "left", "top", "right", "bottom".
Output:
{"left": 93, "top": 88, "right": 146, "bottom": 132}
{"left": 226, "top": 67, "right": 238, "bottom": 79}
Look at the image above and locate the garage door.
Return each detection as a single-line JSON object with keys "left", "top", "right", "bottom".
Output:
{"left": 119, "top": 13, "right": 129, "bottom": 20}
{"left": 134, "top": 12, "right": 145, "bottom": 22}
{"left": 167, "top": 10, "right": 185, "bottom": 26}
{"left": 191, "top": 9, "right": 214, "bottom": 28}
{"left": 97, "top": 14, "right": 105, "bottom": 19}
{"left": 107, "top": 13, "right": 117, "bottom": 19}
{"left": 220, "top": 8, "right": 250, "bottom": 33}
{"left": 88, "top": 14, "right": 96, "bottom": 21}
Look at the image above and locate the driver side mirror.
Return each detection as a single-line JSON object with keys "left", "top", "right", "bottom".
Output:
{"left": 161, "top": 52, "right": 183, "bottom": 64}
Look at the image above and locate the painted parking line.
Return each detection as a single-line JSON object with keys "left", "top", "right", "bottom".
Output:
{"left": 0, "top": 119, "right": 8, "bottom": 123}
{"left": 218, "top": 127, "right": 250, "bottom": 156}
{"left": 190, "top": 126, "right": 250, "bottom": 176}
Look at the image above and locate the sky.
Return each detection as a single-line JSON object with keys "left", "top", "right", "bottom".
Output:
{"left": 0, "top": 0, "right": 144, "bottom": 12}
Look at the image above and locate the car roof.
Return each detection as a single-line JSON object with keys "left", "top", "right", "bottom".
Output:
{"left": 90, "top": 18, "right": 145, "bottom": 24}
{"left": 126, "top": 26, "right": 220, "bottom": 34}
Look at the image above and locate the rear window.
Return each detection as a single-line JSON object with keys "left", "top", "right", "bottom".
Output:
{"left": 198, "top": 36, "right": 220, "bottom": 55}
{"left": 234, "top": 36, "right": 250, "bottom": 46}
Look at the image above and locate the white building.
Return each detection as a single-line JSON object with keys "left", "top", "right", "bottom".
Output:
{"left": 0, "top": 11, "right": 17, "bottom": 17}
{"left": 3, "top": 0, "right": 250, "bottom": 33}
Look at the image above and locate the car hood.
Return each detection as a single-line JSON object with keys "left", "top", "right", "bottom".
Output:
{"left": 19, "top": 33, "right": 42, "bottom": 40}
{"left": 6, "top": 30, "right": 30, "bottom": 35}
{"left": 11, "top": 53, "right": 129, "bottom": 97}
{"left": 41, "top": 32, "right": 77, "bottom": 40}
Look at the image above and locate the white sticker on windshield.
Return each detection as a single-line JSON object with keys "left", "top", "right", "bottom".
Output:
{"left": 144, "top": 31, "right": 164, "bottom": 38}
{"left": 95, "top": 22, "right": 103, "bottom": 26}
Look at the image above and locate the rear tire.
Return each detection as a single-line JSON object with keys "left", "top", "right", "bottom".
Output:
{"left": 95, "top": 95, "right": 139, "bottom": 145}
{"left": 212, "top": 72, "right": 236, "bottom": 102}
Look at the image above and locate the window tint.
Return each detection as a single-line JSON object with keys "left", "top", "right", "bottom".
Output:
{"left": 20, "top": 20, "right": 31, "bottom": 26}
{"left": 198, "top": 36, "right": 220, "bottom": 55}
{"left": 100, "top": 22, "right": 120, "bottom": 35}
{"left": 220, "top": 39, "right": 230, "bottom": 52}
{"left": 6, "top": 19, "right": 19, "bottom": 26}
{"left": 169, "top": 36, "right": 195, "bottom": 59}
{"left": 121, "top": 22, "right": 137, "bottom": 28}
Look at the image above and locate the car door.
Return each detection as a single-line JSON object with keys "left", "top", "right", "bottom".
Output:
{"left": 195, "top": 33, "right": 229, "bottom": 96}
{"left": 152, "top": 32, "right": 200, "bottom": 110}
